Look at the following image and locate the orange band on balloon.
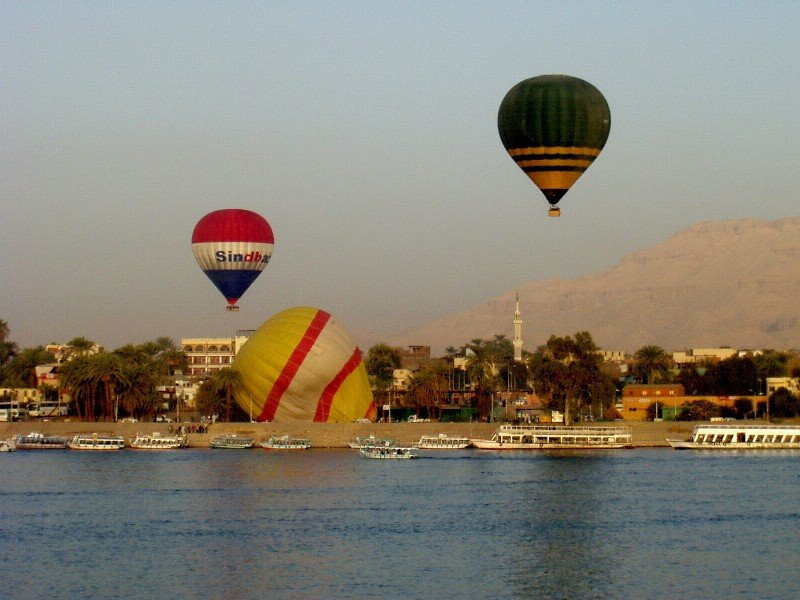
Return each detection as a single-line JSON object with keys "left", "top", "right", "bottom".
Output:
{"left": 258, "top": 309, "right": 331, "bottom": 421}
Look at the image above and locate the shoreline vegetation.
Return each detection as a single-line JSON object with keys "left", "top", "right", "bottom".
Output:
{"left": 0, "top": 420, "right": 709, "bottom": 448}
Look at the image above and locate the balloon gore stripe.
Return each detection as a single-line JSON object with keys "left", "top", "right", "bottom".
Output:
{"left": 258, "top": 309, "right": 331, "bottom": 421}
{"left": 314, "top": 347, "right": 363, "bottom": 422}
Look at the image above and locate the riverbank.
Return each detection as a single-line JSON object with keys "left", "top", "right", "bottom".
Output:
{"left": 0, "top": 419, "right": 701, "bottom": 447}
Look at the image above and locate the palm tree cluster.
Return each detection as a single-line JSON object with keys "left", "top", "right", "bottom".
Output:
{"left": 56, "top": 337, "right": 188, "bottom": 422}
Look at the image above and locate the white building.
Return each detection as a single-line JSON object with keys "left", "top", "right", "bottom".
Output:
{"left": 181, "top": 330, "right": 254, "bottom": 376}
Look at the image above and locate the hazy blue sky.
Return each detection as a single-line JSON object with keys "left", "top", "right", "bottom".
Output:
{"left": 3, "top": 1, "right": 799, "bottom": 351}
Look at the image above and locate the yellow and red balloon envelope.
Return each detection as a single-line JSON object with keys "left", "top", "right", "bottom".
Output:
{"left": 234, "top": 307, "right": 375, "bottom": 422}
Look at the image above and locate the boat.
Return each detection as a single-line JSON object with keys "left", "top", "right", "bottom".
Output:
{"left": 359, "top": 444, "right": 418, "bottom": 459}
{"left": 348, "top": 434, "right": 396, "bottom": 449}
{"left": 470, "top": 425, "right": 633, "bottom": 450}
{"left": 14, "top": 431, "right": 69, "bottom": 449}
{"left": 260, "top": 435, "right": 311, "bottom": 450}
{"left": 129, "top": 432, "right": 186, "bottom": 450}
{"left": 415, "top": 433, "right": 472, "bottom": 449}
{"left": 68, "top": 433, "right": 125, "bottom": 450}
{"left": 0, "top": 439, "right": 16, "bottom": 452}
{"left": 667, "top": 423, "right": 800, "bottom": 449}
{"left": 210, "top": 434, "right": 255, "bottom": 449}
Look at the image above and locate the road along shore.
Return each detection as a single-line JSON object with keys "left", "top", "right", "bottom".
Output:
{"left": 1, "top": 420, "right": 697, "bottom": 448}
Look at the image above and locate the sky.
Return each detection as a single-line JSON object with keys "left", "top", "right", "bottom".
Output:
{"left": 3, "top": 1, "right": 799, "bottom": 352}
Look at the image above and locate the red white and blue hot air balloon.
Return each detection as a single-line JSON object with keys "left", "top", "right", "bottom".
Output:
{"left": 191, "top": 209, "right": 274, "bottom": 311}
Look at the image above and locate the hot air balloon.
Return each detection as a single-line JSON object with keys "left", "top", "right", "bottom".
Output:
{"left": 233, "top": 307, "right": 376, "bottom": 422}
{"left": 191, "top": 209, "right": 274, "bottom": 311}
{"left": 498, "top": 74, "right": 611, "bottom": 217}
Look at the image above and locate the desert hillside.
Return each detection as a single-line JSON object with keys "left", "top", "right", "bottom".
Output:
{"left": 390, "top": 216, "right": 800, "bottom": 354}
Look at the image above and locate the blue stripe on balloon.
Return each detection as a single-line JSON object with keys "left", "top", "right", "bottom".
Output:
{"left": 203, "top": 269, "right": 263, "bottom": 302}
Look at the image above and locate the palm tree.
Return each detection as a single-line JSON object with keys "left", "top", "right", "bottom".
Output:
{"left": 634, "top": 345, "right": 671, "bottom": 384}
{"left": 406, "top": 367, "right": 447, "bottom": 420}
{"left": 66, "top": 336, "right": 97, "bottom": 358}
{"left": 59, "top": 355, "right": 94, "bottom": 420}
{"left": 86, "top": 352, "right": 128, "bottom": 421}
{"left": 465, "top": 346, "right": 496, "bottom": 421}
{"left": 211, "top": 367, "right": 243, "bottom": 422}
{"left": 6, "top": 346, "right": 54, "bottom": 388}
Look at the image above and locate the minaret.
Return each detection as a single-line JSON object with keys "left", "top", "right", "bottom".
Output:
{"left": 513, "top": 293, "right": 523, "bottom": 362}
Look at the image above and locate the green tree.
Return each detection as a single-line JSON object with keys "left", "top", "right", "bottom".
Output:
{"left": 530, "top": 332, "right": 612, "bottom": 425}
{"left": 465, "top": 345, "right": 497, "bottom": 421}
{"left": 633, "top": 345, "right": 671, "bottom": 384}
{"left": 406, "top": 362, "right": 449, "bottom": 420}
{"left": 211, "top": 367, "right": 243, "bottom": 422}
{"left": 5, "top": 346, "right": 55, "bottom": 388}
{"left": 770, "top": 388, "right": 800, "bottom": 418}
{"left": 365, "top": 344, "right": 401, "bottom": 395}
{"left": 676, "top": 399, "right": 719, "bottom": 421}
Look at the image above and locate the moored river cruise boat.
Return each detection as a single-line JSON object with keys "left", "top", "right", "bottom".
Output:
{"left": 471, "top": 425, "right": 633, "bottom": 450}
{"left": 210, "top": 434, "right": 254, "bottom": 449}
{"left": 667, "top": 424, "right": 800, "bottom": 449}
{"left": 68, "top": 433, "right": 126, "bottom": 451}
{"left": 260, "top": 435, "right": 312, "bottom": 450}
{"left": 348, "top": 434, "right": 396, "bottom": 449}
{"left": 14, "top": 432, "right": 69, "bottom": 450}
{"left": 129, "top": 432, "right": 186, "bottom": 450}
{"left": 359, "top": 444, "right": 418, "bottom": 459}
{"left": 415, "top": 433, "right": 472, "bottom": 449}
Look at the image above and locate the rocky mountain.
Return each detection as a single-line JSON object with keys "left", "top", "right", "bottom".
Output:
{"left": 390, "top": 216, "right": 800, "bottom": 355}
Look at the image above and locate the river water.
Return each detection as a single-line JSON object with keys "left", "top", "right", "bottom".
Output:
{"left": 1, "top": 448, "right": 798, "bottom": 599}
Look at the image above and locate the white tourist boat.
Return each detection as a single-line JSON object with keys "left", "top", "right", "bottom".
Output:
{"left": 14, "top": 431, "right": 69, "bottom": 449}
{"left": 129, "top": 432, "right": 186, "bottom": 450}
{"left": 68, "top": 433, "right": 126, "bottom": 451}
{"left": 0, "top": 439, "right": 16, "bottom": 452}
{"left": 667, "top": 423, "right": 800, "bottom": 449}
{"left": 470, "top": 425, "right": 633, "bottom": 450}
{"left": 415, "top": 433, "right": 472, "bottom": 449}
{"left": 359, "top": 444, "right": 418, "bottom": 459}
{"left": 210, "top": 434, "right": 254, "bottom": 449}
{"left": 260, "top": 435, "right": 311, "bottom": 450}
{"left": 348, "top": 434, "right": 395, "bottom": 449}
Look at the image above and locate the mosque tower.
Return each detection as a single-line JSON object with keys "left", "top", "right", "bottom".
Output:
{"left": 513, "top": 293, "right": 523, "bottom": 362}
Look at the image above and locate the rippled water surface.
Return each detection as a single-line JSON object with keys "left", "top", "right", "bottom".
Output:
{"left": 1, "top": 448, "right": 798, "bottom": 599}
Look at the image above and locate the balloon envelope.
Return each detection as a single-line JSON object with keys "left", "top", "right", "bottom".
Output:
{"left": 233, "top": 307, "right": 376, "bottom": 422}
{"left": 191, "top": 209, "right": 274, "bottom": 307}
{"left": 498, "top": 74, "right": 610, "bottom": 213}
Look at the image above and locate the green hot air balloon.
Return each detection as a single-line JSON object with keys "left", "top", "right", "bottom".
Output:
{"left": 498, "top": 75, "right": 610, "bottom": 217}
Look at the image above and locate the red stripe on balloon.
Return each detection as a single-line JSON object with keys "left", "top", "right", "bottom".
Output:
{"left": 313, "top": 347, "right": 363, "bottom": 422}
{"left": 257, "top": 310, "right": 331, "bottom": 421}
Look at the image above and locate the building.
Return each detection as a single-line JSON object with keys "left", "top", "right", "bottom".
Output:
{"left": 181, "top": 330, "right": 254, "bottom": 376}
{"left": 766, "top": 377, "right": 800, "bottom": 395}
{"left": 620, "top": 384, "right": 685, "bottom": 421}
{"left": 672, "top": 347, "right": 738, "bottom": 365}
{"left": 397, "top": 345, "right": 431, "bottom": 371}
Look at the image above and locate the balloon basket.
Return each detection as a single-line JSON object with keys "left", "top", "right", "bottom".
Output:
{"left": 548, "top": 207, "right": 561, "bottom": 217}
{"left": 226, "top": 305, "right": 240, "bottom": 312}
